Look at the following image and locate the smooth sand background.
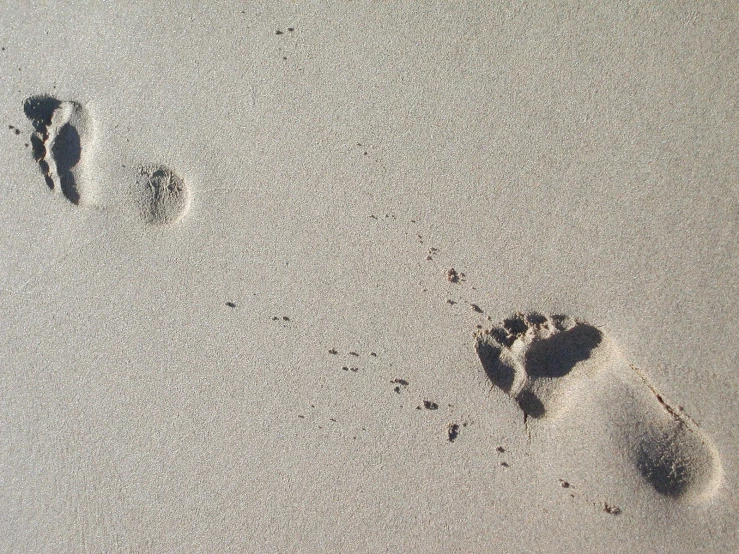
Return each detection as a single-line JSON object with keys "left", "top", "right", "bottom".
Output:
{"left": 1, "top": 2, "right": 737, "bottom": 552}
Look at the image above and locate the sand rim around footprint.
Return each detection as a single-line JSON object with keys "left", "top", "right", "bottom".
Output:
{"left": 24, "top": 95, "right": 94, "bottom": 205}
{"left": 475, "top": 312, "right": 722, "bottom": 501}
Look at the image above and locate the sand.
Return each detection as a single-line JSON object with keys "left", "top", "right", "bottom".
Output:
{"left": 1, "top": 2, "right": 737, "bottom": 552}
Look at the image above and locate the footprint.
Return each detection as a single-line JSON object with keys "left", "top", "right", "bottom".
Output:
{"left": 24, "top": 95, "right": 93, "bottom": 205}
{"left": 475, "top": 312, "right": 609, "bottom": 419}
{"left": 133, "top": 164, "right": 190, "bottom": 225}
{"left": 606, "top": 367, "right": 723, "bottom": 501}
{"left": 475, "top": 312, "right": 722, "bottom": 501}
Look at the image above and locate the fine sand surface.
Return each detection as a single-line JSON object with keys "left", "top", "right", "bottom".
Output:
{"left": 1, "top": 2, "right": 737, "bottom": 552}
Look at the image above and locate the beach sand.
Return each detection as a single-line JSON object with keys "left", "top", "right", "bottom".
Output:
{"left": 1, "top": 2, "right": 737, "bottom": 552}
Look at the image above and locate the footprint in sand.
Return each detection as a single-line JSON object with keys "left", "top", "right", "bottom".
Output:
{"left": 133, "top": 164, "right": 190, "bottom": 225}
{"left": 24, "top": 95, "right": 94, "bottom": 205}
{"left": 475, "top": 312, "right": 723, "bottom": 502}
{"left": 24, "top": 95, "right": 190, "bottom": 225}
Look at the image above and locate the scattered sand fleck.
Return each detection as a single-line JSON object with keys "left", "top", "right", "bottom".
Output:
{"left": 447, "top": 423, "right": 460, "bottom": 442}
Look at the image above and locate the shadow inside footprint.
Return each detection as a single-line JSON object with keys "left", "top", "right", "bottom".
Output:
{"left": 524, "top": 324, "right": 603, "bottom": 379}
{"left": 635, "top": 438, "right": 691, "bottom": 497}
{"left": 24, "top": 96, "right": 61, "bottom": 190}
{"left": 52, "top": 123, "right": 82, "bottom": 204}
{"left": 23, "top": 95, "right": 61, "bottom": 132}
{"left": 516, "top": 390, "right": 546, "bottom": 418}
{"left": 23, "top": 95, "right": 85, "bottom": 205}
{"left": 629, "top": 418, "right": 720, "bottom": 500}
{"left": 476, "top": 340, "right": 515, "bottom": 393}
